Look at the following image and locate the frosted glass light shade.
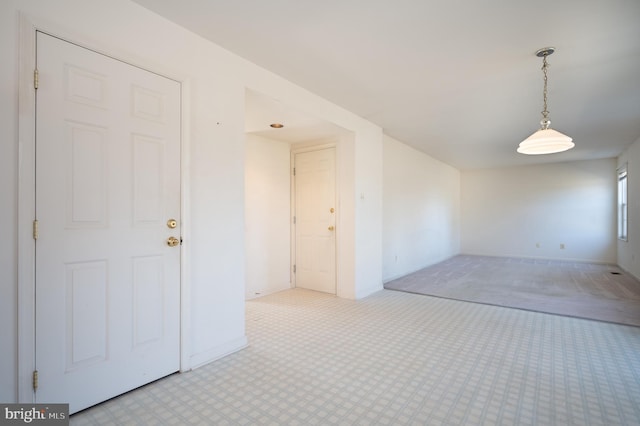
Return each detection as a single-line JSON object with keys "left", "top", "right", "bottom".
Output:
{"left": 517, "top": 128, "right": 574, "bottom": 155}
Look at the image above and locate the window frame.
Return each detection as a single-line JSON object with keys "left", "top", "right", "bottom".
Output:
{"left": 618, "top": 164, "right": 628, "bottom": 241}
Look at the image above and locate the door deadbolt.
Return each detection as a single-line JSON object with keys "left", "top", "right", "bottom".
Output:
{"left": 167, "top": 236, "right": 180, "bottom": 247}
{"left": 167, "top": 219, "right": 177, "bottom": 229}
{"left": 328, "top": 226, "right": 335, "bottom": 231}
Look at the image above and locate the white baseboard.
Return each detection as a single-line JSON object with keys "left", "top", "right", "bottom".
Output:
{"left": 619, "top": 265, "right": 640, "bottom": 282}
{"left": 188, "top": 336, "right": 249, "bottom": 371}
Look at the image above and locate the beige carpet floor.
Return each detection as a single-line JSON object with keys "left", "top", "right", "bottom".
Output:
{"left": 384, "top": 255, "right": 640, "bottom": 327}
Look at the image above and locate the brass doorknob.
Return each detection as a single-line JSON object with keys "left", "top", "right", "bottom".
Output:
{"left": 328, "top": 226, "right": 335, "bottom": 231}
{"left": 167, "top": 236, "right": 180, "bottom": 247}
{"left": 167, "top": 219, "right": 177, "bottom": 229}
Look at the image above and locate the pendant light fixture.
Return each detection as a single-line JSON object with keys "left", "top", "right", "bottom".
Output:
{"left": 517, "top": 47, "right": 574, "bottom": 155}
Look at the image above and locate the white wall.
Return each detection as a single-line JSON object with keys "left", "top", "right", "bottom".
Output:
{"left": 1, "top": 0, "right": 384, "bottom": 403}
{"left": 462, "top": 159, "right": 617, "bottom": 263}
{"left": 245, "top": 135, "right": 291, "bottom": 299}
{"left": 617, "top": 137, "right": 640, "bottom": 279}
{"left": 382, "top": 135, "right": 461, "bottom": 281}
{"left": 0, "top": 0, "right": 19, "bottom": 405}
{"left": 354, "top": 128, "right": 384, "bottom": 297}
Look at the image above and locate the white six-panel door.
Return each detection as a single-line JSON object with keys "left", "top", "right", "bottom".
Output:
{"left": 35, "top": 32, "right": 181, "bottom": 413}
{"left": 294, "top": 148, "right": 336, "bottom": 294}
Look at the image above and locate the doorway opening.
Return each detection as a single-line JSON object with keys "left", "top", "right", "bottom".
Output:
{"left": 244, "top": 89, "right": 351, "bottom": 299}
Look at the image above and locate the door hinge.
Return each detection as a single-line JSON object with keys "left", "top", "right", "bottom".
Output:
{"left": 293, "top": 264, "right": 296, "bottom": 273}
{"left": 32, "top": 370, "right": 38, "bottom": 391}
{"left": 34, "top": 69, "right": 39, "bottom": 90}
{"left": 293, "top": 216, "right": 296, "bottom": 224}
{"left": 293, "top": 167, "right": 296, "bottom": 176}
{"left": 33, "top": 220, "right": 39, "bottom": 240}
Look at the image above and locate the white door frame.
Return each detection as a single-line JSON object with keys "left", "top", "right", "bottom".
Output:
{"left": 290, "top": 142, "right": 338, "bottom": 291}
{"left": 16, "top": 15, "right": 192, "bottom": 403}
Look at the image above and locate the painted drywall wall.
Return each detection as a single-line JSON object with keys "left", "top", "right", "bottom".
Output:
{"left": 353, "top": 127, "right": 385, "bottom": 298}
{"left": 0, "top": 1, "right": 19, "bottom": 405}
{"left": 461, "top": 159, "right": 617, "bottom": 262}
{"left": 382, "top": 135, "right": 461, "bottom": 281}
{"left": 245, "top": 135, "right": 292, "bottom": 299}
{"left": 2, "top": 0, "right": 384, "bottom": 402}
{"left": 617, "top": 137, "right": 640, "bottom": 279}
{"left": 335, "top": 134, "right": 358, "bottom": 299}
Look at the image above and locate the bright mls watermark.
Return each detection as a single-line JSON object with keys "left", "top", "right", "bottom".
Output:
{"left": 1, "top": 404, "right": 68, "bottom": 425}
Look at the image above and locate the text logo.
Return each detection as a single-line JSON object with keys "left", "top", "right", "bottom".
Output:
{"left": 1, "top": 404, "right": 69, "bottom": 425}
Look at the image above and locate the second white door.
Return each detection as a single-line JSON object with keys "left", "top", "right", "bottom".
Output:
{"left": 294, "top": 148, "right": 336, "bottom": 294}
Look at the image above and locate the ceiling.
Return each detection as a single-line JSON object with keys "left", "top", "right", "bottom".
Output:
{"left": 244, "top": 89, "right": 352, "bottom": 144}
{"left": 133, "top": 0, "right": 640, "bottom": 170}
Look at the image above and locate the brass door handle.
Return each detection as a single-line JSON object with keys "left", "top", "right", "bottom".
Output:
{"left": 328, "top": 226, "right": 335, "bottom": 231}
{"left": 167, "top": 236, "right": 180, "bottom": 247}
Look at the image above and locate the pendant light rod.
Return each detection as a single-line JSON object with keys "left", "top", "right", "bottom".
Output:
{"left": 537, "top": 47, "right": 553, "bottom": 129}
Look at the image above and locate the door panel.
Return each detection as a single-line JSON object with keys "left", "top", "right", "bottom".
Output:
{"left": 65, "top": 261, "right": 108, "bottom": 370}
{"left": 35, "top": 32, "right": 181, "bottom": 413}
{"left": 66, "top": 122, "right": 107, "bottom": 227}
{"left": 294, "top": 148, "right": 336, "bottom": 294}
